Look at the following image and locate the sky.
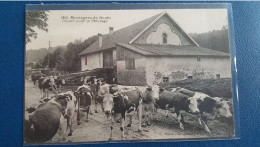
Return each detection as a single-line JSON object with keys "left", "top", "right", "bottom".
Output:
{"left": 26, "top": 9, "right": 228, "bottom": 50}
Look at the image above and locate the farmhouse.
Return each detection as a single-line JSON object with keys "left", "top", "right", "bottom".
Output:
{"left": 79, "top": 12, "right": 231, "bottom": 86}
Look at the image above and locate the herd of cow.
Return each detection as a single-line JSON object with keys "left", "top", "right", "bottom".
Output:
{"left": 24, "top": 75, "right": 233, "bottom": 143}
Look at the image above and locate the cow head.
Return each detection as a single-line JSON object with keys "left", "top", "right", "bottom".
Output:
{"left": 109, "top": 84, "right": 119, "bottom": 94}
{"left": 215, "top": 98, "right": 232, "bottom": 118}
{"left": 186, "top": 97, "right": 200, "bottom": 114}
{"left": 56, "top": 91, "right": 78, "bottom": 117}
{"left": 143, "top": 85, "right": 160, "bottom": 102}
{"left": 86, "top": 76, "right": 97, "bottom": 85}
{"left": 55, "top": 94, "right": 69, "bottom": 116}
{"left": 45, "top": 76, "right": 57, "bottom": 92}
{"left": 49, "top": 76, "right": 56, "bottom": 85}
{"left": 65, "top": 91, "right": 78, "bottom": 108}
{"left": 97, "top": 83, "right": 110, "bottom": 96}
{"left": 103, "top": 93, "right": 114, "bottom": 118}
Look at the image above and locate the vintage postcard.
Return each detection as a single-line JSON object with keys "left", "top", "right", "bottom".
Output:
{"left": 24, "top": 5, "right": 235, "bottom": 144}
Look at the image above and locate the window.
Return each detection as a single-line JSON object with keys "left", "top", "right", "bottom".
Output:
{"left": 85, "top": 56, "right": 87, "bottom": 65}
{"left": 125, "top": 58, "right": 135, "bottom": 70}
{"left": 162, "top": 33, "right": 167, "bottom": 44}
{"left": 216, "top": 74, "right": 220, "bottom": 79}
{"left": 120, "top": 49, "right": 124, "bottom": 56}
{"left": 197, "top": 56, "right": 201, "bottom": 61}
{"left": 163, "top": 77, "right": 169, "bottom": 83}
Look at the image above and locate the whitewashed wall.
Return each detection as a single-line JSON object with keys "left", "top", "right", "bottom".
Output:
{"left": 146, "top": 23, "right": 182, "bottom": 45}
{"left": 145, "top": 56, "right": 231, "bottom": 84}
{"left": 134, "top": 14, "right": 194, "bottom": 46}
{"left": 81, "top": 52, "right": 103, "bottom": 71}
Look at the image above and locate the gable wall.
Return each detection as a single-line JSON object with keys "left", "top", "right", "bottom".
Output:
{"left": 134, "top": 14, "right": 194, "bottom": 46}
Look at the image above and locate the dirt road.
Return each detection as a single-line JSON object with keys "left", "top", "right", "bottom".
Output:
{"left": 24, "top": 81, "right": 233, "bottom": 144}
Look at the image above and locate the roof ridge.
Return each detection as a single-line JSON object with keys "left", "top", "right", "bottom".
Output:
{"left": 112, "top": 12, "right": 164, "bottom": 36}
{"left": 129, "top": 12, "right": 166, "bottom": 44}
{"left": 79, "top": 12, "right": 164, "bottom": 56}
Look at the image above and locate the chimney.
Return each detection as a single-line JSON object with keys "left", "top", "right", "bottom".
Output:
{"left": 109, "top": 27, "right": 114, "bottom": 35}
{"left": 98, "top": 33, "right": 102, "bottom": 48}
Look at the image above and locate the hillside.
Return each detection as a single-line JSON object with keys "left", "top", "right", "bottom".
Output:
{"left": 26, "top": 46, "right": 67, "bottom": 63}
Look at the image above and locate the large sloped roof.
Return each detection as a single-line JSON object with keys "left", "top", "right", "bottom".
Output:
{"left": 79, "top": 12, "right": 163, "bottom": 56}
{"left": 79, "top": 12, "right": 228, "bottom": 57}
{"left": 117, "top": 43, "right": 230, "bottom": 57}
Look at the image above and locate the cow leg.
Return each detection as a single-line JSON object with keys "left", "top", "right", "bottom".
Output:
{"left": 43, "top": 89, "right": 46, "bottom": 98}
{"left": 108, "top": 116, "right": 114, "bottom": 141}
{"left": 127, "top": 115, "right": 132, "bottom": 127}
{"left": 141, "top": 111, "right": 147, "bottom": 128}
{"left": 77, "top": 98, "right": 81, "bottom": 125}
{"left": 201, "top": 115, "right": 211, "bottom": 133}
{"left": 69, "top": 117, "right": 73, "bottom": 136}
{"left": 86, "top": 106, "right": 90, "bottom": 122}
{"left": 41, "top": 89, "right": 43, "bottom": 98}
{"left": 201, "top": 120, "right": 211, "bottom": 133}
{"left": 155, "top": 108, "right": 159, "bottom": 120}
{"left": 181, "top": 113, "right": 185, "bottom": 123}
{"left": 198, "top": 114, "right": 202, "bottom": 125}
{"left": 59, "top": 116, "right": 68, "bottom": 142}
{"left": 177, "top": 111, "right": 184, "bottom": 130}
{"left": 101, "top": 102, "right": 104, "bottom": 112}
{"left": 88, "top": 94, "right": 93, "bottom": 115}
{"left": 165, "top": 110, "right": 169, "bottom": 118}
{"left": 92, "top": 94, "right": 98, "bottom": 113}
{"left": 145, "top": 110, "right": 151, "bottom": 126}
{"left": 138, "top": 102, "right": 142, "bottom": 132}
{"left": 163, "top": 110, "right": 169, "bottom": 123}
{"left": 147, "top": 112, "right": 152, "bottom": 126}
{"left": 120, "top": 114, "right": 125, "bottom": 140}
{"left": 67, "top": 115, "right": 73, "bottom": 136}
{"left": 46, "top": 89, "right": 49, "bottom": 97}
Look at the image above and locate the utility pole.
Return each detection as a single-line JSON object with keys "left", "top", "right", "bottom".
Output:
{"left": 48, "top": 41, "right": 50, "bottom": 67}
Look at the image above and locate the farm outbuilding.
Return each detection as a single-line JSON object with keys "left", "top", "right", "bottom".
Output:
{"left": 79, "top": 12, "right": 231, "bottom": 86}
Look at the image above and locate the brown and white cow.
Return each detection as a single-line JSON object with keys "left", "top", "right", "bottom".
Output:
{"left": 54, "top": 77, "right": 66, "bottom": 93}
{"left": 196, "top": 96, "right": 232, "bottom": 133}
{"left": 38, "top": 76, "right": 58, "bottom": 98}
{"left": 102, "top": 84, "right": 161, "bottom": 141}
{"left": 58, "top": 91, "right": 78, "bottom": 136}
{"left": 158, "top": 88, "right": 232, "bottom": 133}
{"left": 174, "top": 88, "right": 233, "bottom": 133}
{"left": 155, "top": 89, "right": 200, "bottom": 130}
{"left": 76, "top": 84, "right": 92, "bottom": 123}
{"left": 24, "top": 94, "right": 74, "bottom": 143}
{"left": 103, "top": 90, "right": 143, "bottom": 141}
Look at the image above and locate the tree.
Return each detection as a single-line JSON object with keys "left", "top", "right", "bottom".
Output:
{"left": 26, "top": 11, "right": 48, "bottom": 43}
{"left": 31, "top": 63, "right": 42, "bottom": 69}
{"left": 62, "top": 35, "right": 98, "bottom": 72}
{"left": 189, "top": 26, "right": 230, "bottom": 53}
{"left": 39, "top": 46, "right": 64, "bottom": 69}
